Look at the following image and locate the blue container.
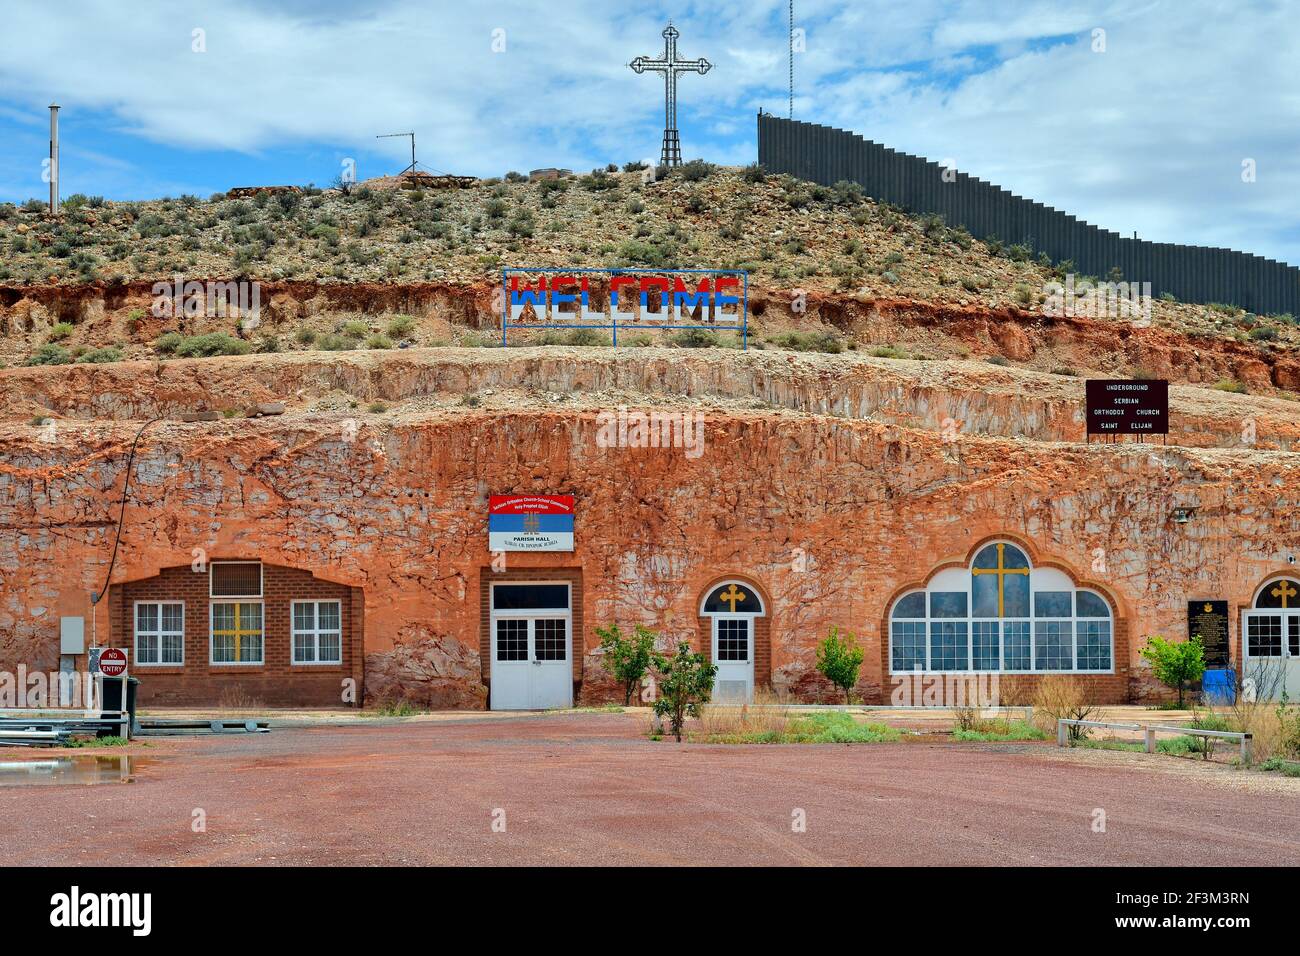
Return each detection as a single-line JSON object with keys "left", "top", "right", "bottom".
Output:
{"left": 1202, "top": 668, "right": 1236, "bottom": 705}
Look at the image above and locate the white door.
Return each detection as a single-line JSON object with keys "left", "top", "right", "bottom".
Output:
{"left": 711, "top": 615, "right": 754, "bottom": 703}
{"left": 1243, "top": 611, "right": 1300, "bottom": 701}
{"left": 489, "top": 583, "right": 572, "bottom": 710}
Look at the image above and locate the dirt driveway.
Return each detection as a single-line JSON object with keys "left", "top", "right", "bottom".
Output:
{"left": 2, "top": 712, "right": 1296, "bottom": 866}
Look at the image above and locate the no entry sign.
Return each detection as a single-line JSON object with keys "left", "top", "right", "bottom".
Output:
{"left": 98, "top": 647, "right": 128, "bottom": 677}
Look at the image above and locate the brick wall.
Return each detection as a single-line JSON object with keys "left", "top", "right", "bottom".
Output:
{"left": 108, "top": 562, "right": 361, "bottom": 707}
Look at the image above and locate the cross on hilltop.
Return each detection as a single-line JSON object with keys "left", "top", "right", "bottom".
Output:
{"left": 630, "top": 23, "right": 711, "bottom": 167}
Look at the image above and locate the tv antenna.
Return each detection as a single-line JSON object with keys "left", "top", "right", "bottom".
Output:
{"left": 788, "top": 0, "right": 794, "bottom": 119}
{"left": 376, "top": 131, "right": 416, "bottom": 175}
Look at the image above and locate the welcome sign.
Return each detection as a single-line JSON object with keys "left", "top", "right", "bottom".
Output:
{"left": 501, "top": 267, "right": 748, "bottom": 347}
{"left": 489, "top": 495, "right": 575, "bottom": 552}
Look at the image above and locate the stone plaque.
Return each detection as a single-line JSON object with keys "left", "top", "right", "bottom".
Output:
{"left": 1188, "top": 600, "right": 1230, "bottom": 667}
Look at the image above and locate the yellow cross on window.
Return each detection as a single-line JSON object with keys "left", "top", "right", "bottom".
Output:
{"left": 971, "top": 543, "right": 1030, "bottom": 616}
{"left": 1272, "top": 580, "right": 1298, "bottom": 608}
{"left": 720, "top": 583, "right": 747, "bottom": 612}
{"left": 213, "top": 603, "right": 261, "bottom": 662}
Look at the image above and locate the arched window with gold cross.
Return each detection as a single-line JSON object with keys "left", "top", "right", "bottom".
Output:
{"left": 1255, "top": 578, "right": 1300, "bottom": 609}
{"left": 700, "top": 581, "right": 765, "bottom": 703}
{"left": 889, "top": 542, "right": 1112, "bottom": 674}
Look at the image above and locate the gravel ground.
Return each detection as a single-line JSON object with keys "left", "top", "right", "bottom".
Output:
{"left": 1, "top": 711, "right": 1296, "bottom": 866}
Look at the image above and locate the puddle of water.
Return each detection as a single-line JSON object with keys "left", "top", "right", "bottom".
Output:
{"left": 0, "top": 754, "right": 147, "bottom": 787}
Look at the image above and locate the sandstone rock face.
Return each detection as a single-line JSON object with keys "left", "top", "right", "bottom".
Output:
{"left": 0, "top": 348, "right": 1297, "bottom": 707}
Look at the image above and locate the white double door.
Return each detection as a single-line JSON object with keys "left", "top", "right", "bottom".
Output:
{"left": 1242, "top": 610, "right": 1300, "bottom": 701}
{"left": 491, "top": 615, "right": 572, "bottom": 710}
{"left": 711, "top": 614, "right": 755, "bottom": 703}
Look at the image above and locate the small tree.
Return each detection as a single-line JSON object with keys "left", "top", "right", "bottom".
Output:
{"left": 1141, "top": 635, "right": 1206, "bottom": 708}
{"left": 816, "top": 626, "right": 864, "bottom": 703}
{"left": 652, "top": 641, "right": 718, "bottom": 742}
{"left": 596, "top": 622, "right": 657, "bottom": 706}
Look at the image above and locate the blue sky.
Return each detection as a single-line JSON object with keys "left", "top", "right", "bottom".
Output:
{"left": 2, "top": 0, "right": 1298, "bottom": 264}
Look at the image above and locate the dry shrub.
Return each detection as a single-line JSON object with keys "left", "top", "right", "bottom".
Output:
{"left": 217, "top": 684, "right": 264, "bottom": 711}
{"left": 1032, "top": 675, "right": 1097, "bottom": 740}
{"left": 696, "top": 688, "right": 791, "bottom": 740}
{"left": 995, "top": 673, "right": 1033, "bottom": 707}
{"left": 1199, "top": 699, "right": 1300, "bottom": 764}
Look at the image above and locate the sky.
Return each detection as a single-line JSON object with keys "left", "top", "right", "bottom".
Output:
{"left": 0, "top": 0, "right": 1297, "bottom": 263}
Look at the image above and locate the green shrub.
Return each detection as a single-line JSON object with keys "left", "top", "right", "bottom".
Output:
{"left": 76, "top": 346, "right": 123, "bottom": 364}
{"left": 677, "top": 159, "right": 715, "bottom": 182}
{"left": 772, "top": 330, "right": 844, "bottom": 354}
{"left": 365, "top": 333, "right": 393, "bottom": 350}
{"left": 294, "top": 328, "right": 317, "bottom": 345}
{"left": 47, "top": 322, "right": 75, "bottom": 341}
{"left": 652, "top": 640, "right": 717, "bottom": 742}
{"left": 1140, "top": 635, "right": 1205, "bottom": 708}
{"left": 341, "top": 320, "right": 370, "bottom": 338}
{"left": 153, "top": 332, "right": 184, "bottom": 354}
{"left": 25, "top": 343, "right": 71, "bottom": 366}
{"left": 565, "top": 328, "right": 610, "bottom": 347}
{"left": 386, "top": 315, "right": 417, "bottom": 337}
{"left": 669, "top": 329, "right": 719, "bottom": 348}
{"left": 173, "top": 333, "right": 251, "bottom": 358}
{"left": 316, "top": 333, "right": 351, "bottom": 351}
{"left": 596, "top": 623, "right": 658, "bottom": 706}
{"left": 815, "top": 626, "right": 865, "bottom": 704}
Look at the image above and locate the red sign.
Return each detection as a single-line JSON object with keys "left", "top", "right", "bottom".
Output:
{"left": 99, "top": 648, "right": 128, "bottom": 677}
{"left": 489, "top": 495, "right": 574, "bottom": 515}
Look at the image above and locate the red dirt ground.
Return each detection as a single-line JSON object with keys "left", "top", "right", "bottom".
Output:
{"left": 2, "top": 713, "right": 1297, "bottom": 866}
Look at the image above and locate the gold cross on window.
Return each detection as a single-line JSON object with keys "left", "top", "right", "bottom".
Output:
{"left": 1272, "top": 580, "right": 1298, "bottom": 608}
{"left": 213, "top": 603, "right": 260, "bottom": 662}
{"left": 720, "top": 583, "right": 747, "bottom": 612}
{"left": 971, "top": 543, "right": 1030, "bottom": 616}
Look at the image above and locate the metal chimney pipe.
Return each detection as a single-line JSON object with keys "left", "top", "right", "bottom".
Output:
{"left": 49, "top": 103, "right": 60, "bottom": 214}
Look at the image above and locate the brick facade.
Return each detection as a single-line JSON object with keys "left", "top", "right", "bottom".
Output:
{"left": 108, "top": 562, "right": 362, "bottom": 707}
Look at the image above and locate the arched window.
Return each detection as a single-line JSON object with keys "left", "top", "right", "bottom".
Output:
{"left": 890, "top": 542, "right": 1113, "bottom": 673}
{"left": 1255, "top": 578, "right": 1300, "bottom": 609}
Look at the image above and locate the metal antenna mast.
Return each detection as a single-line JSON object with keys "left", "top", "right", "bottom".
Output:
{"left": 376, "top": 132, "right": 416, "bottom": 175}
{"left": 788, "top": 0, "right": 794, "bottom": 119}
{"left": 630, "top": 23, "right": 711, "bottom": 166}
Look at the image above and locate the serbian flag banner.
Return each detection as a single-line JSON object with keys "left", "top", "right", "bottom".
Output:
{"left": 488, "top": 495, "right": 575, "bottom": 552}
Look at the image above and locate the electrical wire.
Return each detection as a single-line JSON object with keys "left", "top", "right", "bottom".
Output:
{"left": 92, "top": 417, "right": 163, "bottom": 605}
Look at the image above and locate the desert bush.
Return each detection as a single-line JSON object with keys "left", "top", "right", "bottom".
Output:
{"left": 153, "top": 332, "right": 184, "bottom": 355}
{"left": 316, "top": 333, "right": 351, "bottom": 351}
{"left": 741, "top": 163, "right": 766, "bottom": 183}
{"left": 652, "top": 640, "right": 717, "bottom": 742}
{"left": 1032, "top": 675, "right": 1098, "bottom": 741}
{"left": 47, "top": 322, "right": 75, "bottom": 341}
{"left": 76, "top": 346, "right": 123, "bottom": 364}
{"left": 669, "top": 329, "right": 719, "bottom": 349}
{"left": 365, "top": 333, "right": 393, "bottom": 350}
{"left": 677, "top": 159, "right": 715, "bottom": 182}
{"left": 386, "top": 315, "right": 417, "bottom": 337}
{"left": 815, "top": 626, "right": 864, "bottom": 704}
{"left": 1140, "top": 635, "right": 1205, "bottom": 708}
{"left": 772, "top": 330, "right": 843, "bottom": 354}
{"left": 174, "top": 333, "right": 251, "bottom": 358}
{"left": 596, "top": 623, "right": 657, "bottom": 705}
{"left": 25, "top": 343, "right": 71, "bottom": 366}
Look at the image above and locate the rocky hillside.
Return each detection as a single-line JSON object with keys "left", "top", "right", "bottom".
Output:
{"left": 0, "top": 162, "right": 1296, "bottom": 394}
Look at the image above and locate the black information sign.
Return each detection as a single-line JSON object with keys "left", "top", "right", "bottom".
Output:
{"left": 1188, "top": 600, "right": 1230, "bottom": 667}
{"left": 1085, "top": 379, "right": 1169, "bottom": 434}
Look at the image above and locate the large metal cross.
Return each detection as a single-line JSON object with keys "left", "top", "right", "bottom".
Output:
{"left": 630, "top": 23, "right": 711, "bottom": 167}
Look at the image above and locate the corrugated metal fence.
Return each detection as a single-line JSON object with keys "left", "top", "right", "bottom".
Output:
{"left": 757, "top": 113, "right": 1300, "bottom": 316}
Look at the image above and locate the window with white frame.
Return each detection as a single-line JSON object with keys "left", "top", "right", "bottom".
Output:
{"left": 210, "top": 601, "right": 264, "bottom": 664}
{"left": 889, "top": 542, "right": 1113, "bottom": 673}
{"left": 135, "top": 601, "right": 184, "bottom": 665}
{"left": 292, "top": 600, "right": 342, "bottom": 664}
